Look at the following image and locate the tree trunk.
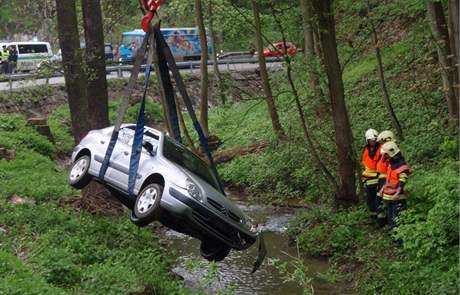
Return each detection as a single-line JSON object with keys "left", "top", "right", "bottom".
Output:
{"left": 300, "top": 0, "right": 315, "bottom": 58}
{"left": 300, "top": 0, "right": 324, "bottom": 100}
{"left": 208, "top": 0, "right": 226, "bottom": 105}
{"left": 81, "top": 0, "right": 110, "bottom": 129}
{"left": 252, "top": 0, "right": 285, "bottom": 140}
{"left": 81, "top": 0, "right": 121, "bottom": 210}
{"left": 427, "top": 1, "right": 458, "bottom": 120}
{"left": 366, "top": 1, "right": 404, "bottom": 140}
{"left": 55, "top": 0, "right": 89, "bottom": 143}
{"left": 448, "top": 0, "right": 459, "bottom": 99}
{"left": 313, "top": 0, "right": 357, "bottom": 203}
{"left": 195, "top": 0, "right": 210, "bottom": 137}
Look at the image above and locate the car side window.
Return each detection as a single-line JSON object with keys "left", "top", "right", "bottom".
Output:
{"left": 143, "top": 131, "right": 159, "bottom": 151}
{"left": 119, "top": 127, "right": 135, "bottom": 145}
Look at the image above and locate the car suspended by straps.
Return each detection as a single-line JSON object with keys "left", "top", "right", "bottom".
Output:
{"left": 69, "top": 124, "right": 258, "bottom": 262}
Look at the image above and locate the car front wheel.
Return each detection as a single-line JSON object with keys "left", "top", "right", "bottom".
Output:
{"left": 133, "top": 183, "right": 162, "bottom": 226}
{"left": 200, "top": 239, "right": 231, "bottom": 262}
{"left": 69, "top": 155, "right": 92, "bottom": 189}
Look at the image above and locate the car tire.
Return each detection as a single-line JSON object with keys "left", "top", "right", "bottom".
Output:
{"left": 130, "top": 211, "right": 151, "bottom": 227}
{"left": 69, "top": 155, "right": 92, "bottom": 189}
{"left": 133, "top": 183, "right": 163, "bottom": 226}
{"left": 200, "top": 239, "right": 231, "bottom": 262}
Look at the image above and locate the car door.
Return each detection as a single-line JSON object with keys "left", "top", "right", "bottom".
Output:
{"left": 108, "top": 127, "right": 157, "bottom": 192}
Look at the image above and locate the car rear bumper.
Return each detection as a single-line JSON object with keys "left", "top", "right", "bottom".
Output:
{"left": 167, "top": 187, "right": 257, "bottom": 250}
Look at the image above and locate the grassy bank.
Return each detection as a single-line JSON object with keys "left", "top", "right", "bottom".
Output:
{"left": 201, "top": 4, "right": 458, "bottom": 294}
{"left": 0, "top": 114, "right": 196, "bottom": 294}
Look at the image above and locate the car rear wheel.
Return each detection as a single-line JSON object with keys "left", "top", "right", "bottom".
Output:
{"left": 132, "top": 183, "right": 162, "bottom": 226}
{"left": 69, "top": 155, "right": 92, "bottom": 189}
{"left": 200, "top": 239, "right": 231, "bottom": 262}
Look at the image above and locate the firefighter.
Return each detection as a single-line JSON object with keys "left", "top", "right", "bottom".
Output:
{"left": 375, "top": 130, "right": 395, "bottom": 226}
{"left": 379, "top": 141, "right": 411, "bottom": 229}
{"left": 362, "top": 129, "right": 380, "bottom": 221}
{"left": 1, "top": 45, "right": 9, "bottom": 74}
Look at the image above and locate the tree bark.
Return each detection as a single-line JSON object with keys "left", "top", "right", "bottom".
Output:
{"left": 427, "top": 1, "right": 458, "bottom": 120}
{"left": 300, "top": 0, "right": 315, "bottom": 58}
{"left": 208, "top": 0, "right": 226, "bottom": 105}
{"left": 81, "top": 0, "right": 110, "bottom": 129}
{"left": 251, "top": 0, "right": 285, "bottom": 140}
{"left": 55, "top": 0, "right": 89, "bottom": 143}
{"left": 366, "top": 1, "right": 404, "bottom": 140}
{"left": 195, "top": 0, "right": 210, "bottom": 137}
{"left": 313, "top": 0, "right": 357, "bottom": 203}
{"left": 448, "top": 0, "right": 459, "bottom": 99}
{"left": 300, "top": 0, "right": 324, "bottom": 100}
{"left": 81, "top": 0, "right": 121, "bottom": 210}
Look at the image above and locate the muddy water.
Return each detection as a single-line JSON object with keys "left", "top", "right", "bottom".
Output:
{"left": 162, "top": 199, "right": 350, "bottom": 295}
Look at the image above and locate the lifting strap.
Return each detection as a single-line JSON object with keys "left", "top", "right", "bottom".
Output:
{"left": 99, "top": 22, "right": 225, "bottom": 196}
{"left": 153, "top": 24, "right": 225, "bottom": 194}
{"left": 98, "top": 27, "right": 152, "bottom": 182}
{"left": 127, "top": 32, "right": 155, "bottom": 196}
{"left": 154, "top": 28, "right": 181, "bottom": 142}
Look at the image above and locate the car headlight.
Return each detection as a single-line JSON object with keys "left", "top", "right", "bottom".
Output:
{"left": 186, "top": 178, "right": 202, "bottom": 202}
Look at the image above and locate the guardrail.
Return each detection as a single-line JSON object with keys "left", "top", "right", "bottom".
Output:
{"left": 0, "top": 56, "right": 284, "bottom": 91}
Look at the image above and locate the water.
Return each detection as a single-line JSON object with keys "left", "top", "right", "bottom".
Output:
{"left": 160, "top": 198, "right": 351, "bottom": 295}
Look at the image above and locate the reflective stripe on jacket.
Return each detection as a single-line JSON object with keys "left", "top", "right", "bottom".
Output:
{"left": 382, "top": 163, "right": 411, "bottom": 200}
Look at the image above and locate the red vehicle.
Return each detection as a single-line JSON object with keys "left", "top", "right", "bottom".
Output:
{"left": 262, "top": 41, "right": 297, "bottom": 57}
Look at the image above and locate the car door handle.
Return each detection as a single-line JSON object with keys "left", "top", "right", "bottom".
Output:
{"left": 100, "top": 140, "right": 105, "bottom": 144}
{"left": 123, "top": 151, "right": 129, "bottom": 156}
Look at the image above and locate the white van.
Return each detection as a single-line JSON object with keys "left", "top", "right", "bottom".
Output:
{"left": 7, "top": 42, "right": 53, "bottom": 72}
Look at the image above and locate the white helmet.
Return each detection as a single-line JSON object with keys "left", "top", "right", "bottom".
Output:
{"left": 365, "top": 129, "right": 379, "bottom": 141}
{"left": 377, "top": 130, "right": 395, "bottom": 143}
{"left": 381, "top": 141, "right": 400, "bottom": 158}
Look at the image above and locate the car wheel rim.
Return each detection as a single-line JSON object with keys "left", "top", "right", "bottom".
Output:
{"left": 137, "top": 187, "right": 157, "bottom": 214}
{"left": 70, "top": 157, "right": 88, "bottom": 182}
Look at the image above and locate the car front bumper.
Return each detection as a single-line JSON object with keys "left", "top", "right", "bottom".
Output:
{"left": 166, "top": 187, "right": 257, "bottom": 250}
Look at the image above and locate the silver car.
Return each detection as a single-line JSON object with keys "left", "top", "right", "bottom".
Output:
{"left": 69, "top": 124, "right": 257, "bottom": 261}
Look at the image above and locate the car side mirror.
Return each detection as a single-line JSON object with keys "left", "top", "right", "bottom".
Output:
{"left": 143, "top": 141, "right": 156, "bottom": 157}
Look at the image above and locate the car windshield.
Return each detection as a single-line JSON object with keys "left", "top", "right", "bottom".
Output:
{"left": 163, "top": 137, "right": 219, "bottom": 191}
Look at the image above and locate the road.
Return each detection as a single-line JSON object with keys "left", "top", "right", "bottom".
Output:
{"left": 0, "top": 61, "right": 282, "bottom": 91}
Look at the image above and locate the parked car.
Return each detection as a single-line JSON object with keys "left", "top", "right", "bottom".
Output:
{"left": 52, "top": 43, "right": 114, "bottom": 64}
{"left": 69, "top": 124, "right": 258, "bottom": 262}
{"left": 7, "top": 41, "right": 53, "bottom": 72}
{"left": 258, "top": 41, "right": 297, "bottom": 58}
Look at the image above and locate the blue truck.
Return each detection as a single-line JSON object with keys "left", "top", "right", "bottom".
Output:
{"left": 119, "top": 28, "right": 212, "bottom": 63}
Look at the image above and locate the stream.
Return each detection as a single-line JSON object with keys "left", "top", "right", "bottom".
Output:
{"left": 161, "top": 196, "right": 351, "bottom": 295}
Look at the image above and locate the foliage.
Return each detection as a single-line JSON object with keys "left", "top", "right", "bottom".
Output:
{"left": 202, "top": 0, "right": 459, "bottom": 293}
{"left": 0, "top": 111, "right": 190, "bottom": 294}
{"left": 0, "top": 203, "right": 193, "bottom": 295}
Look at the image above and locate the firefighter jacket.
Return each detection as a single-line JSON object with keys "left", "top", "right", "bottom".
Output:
{"left": 382, "top": 155, "right": 411, "bottom": 201}
{"left": 361, "top": 144, "right": 381, "bottom": 186}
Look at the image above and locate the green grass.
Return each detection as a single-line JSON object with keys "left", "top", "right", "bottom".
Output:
{"left": 0, "top": 113, "right": 194, "bottom": 294}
